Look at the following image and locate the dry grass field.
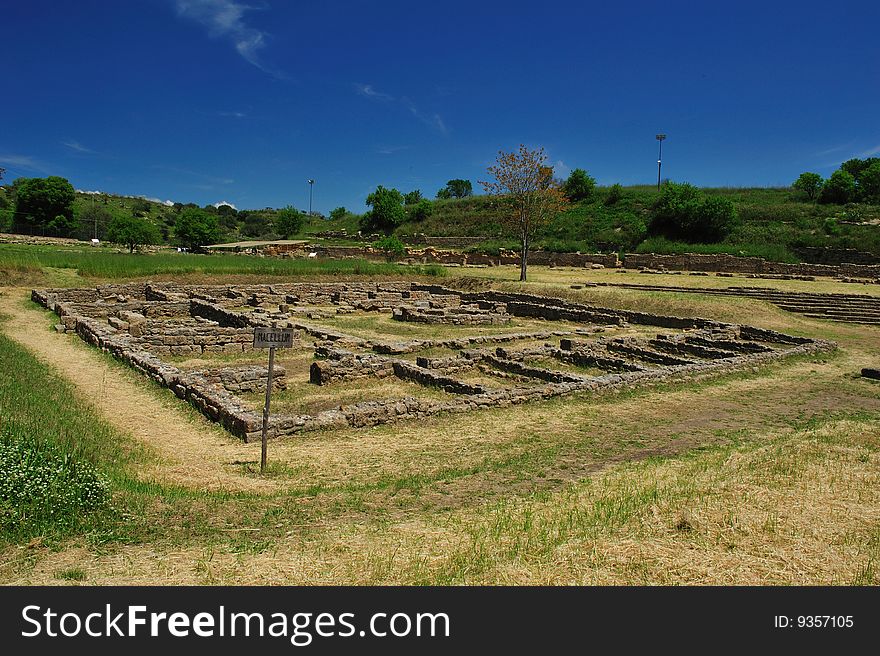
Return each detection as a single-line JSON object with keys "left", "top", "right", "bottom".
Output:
{"left": 1, "top": 262, "right": 878, "bottom": 585}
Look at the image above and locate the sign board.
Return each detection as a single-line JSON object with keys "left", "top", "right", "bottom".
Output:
{"left": 253, "top": 327, "right": 295, "bottom": 349}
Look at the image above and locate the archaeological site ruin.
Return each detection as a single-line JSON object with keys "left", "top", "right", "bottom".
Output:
{"left": 32, "top": 282, "right": 836, "bottom": 441}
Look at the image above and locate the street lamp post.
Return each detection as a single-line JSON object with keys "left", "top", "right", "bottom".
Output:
{"left": 307, "top": 179, "right": 315, "bottom": 215}
{"left": 655, "top": 134, "right": 666, "bottom": 190}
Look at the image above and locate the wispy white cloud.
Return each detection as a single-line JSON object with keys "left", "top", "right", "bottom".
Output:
{"left": 813, "top": 142, "right": 855, "bottom": 158}
{"left": 62, "top": 140, "right": 98, "bottom": 155}
{"left": 175, "top": 0, "right": 284, "bottom": 77}
{"left": 354, "top": 83, "right": 393, "bottom": 101}
{"left": 217, "top": 110, "right": 247, "bottom": 118}
{"left": 0, "top": 153, "right": 50, "bottom": 174}
{"left": 858, "top": 143, "right": 880, "bottom": 158}
{"left": 376, "top": 145, "right": 410, "bottom": 155}
{"left": 405, "top": 101, "right": 448, "bottom": 135}
{"left": 355, "top": 84, "right": 449, "bottom": 135}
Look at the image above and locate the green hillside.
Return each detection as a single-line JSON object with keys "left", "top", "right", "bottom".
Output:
{"left": 389, "top": 186, "right": 880, "bottom": 262}
{"left": 3, "top": 183, "right": 880, "bottom": 264}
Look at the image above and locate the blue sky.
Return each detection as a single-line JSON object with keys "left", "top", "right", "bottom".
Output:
{"left": 1, "top": 0, "right": 878, "bottom": 213}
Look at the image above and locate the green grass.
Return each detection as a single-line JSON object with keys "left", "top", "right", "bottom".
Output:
{"left": 634, "top": 236, "right": 800, "bottom": 262}
{"left": 0, "top": 325, "right": 138, "bottom": 544}
{"left": 0, "top": 244, "right": 446, "bottom": 280}
{"left": 388, "top": 186, "right": 880, "bottom": 262}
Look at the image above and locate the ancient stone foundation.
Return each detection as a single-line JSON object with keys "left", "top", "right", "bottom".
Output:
{"left": 33, "top": 281, "right": 836, "bottom": 441}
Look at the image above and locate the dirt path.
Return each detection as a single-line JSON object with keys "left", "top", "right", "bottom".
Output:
{"left": 0, "top": 288, "right": 276, "bottom": 493}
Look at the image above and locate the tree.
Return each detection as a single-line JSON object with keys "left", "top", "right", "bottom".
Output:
{"left": 329, "top": 207, "right": 348, "bottom": 221}
{"left": 439, "top": 179, "right": 472, "bottom": 198}
{"left": 407, "top": 198, "right": 433, "bottom": 221}
{"left": 47, "top": 214, "right": 80, "bottom": 237}
{"left": 649, "top": 182, "right": 738, "bottom": 242}
{"left": 818, "top": 169, "right": 856, "bottom": 205}
{"left": 0, "top": 167, "right": 5, "bottom": 181}
{"left": 174, "top": 207, "right": 220, "bottom": 251}
{"left": 481, "top": 145, "right": 568, "bottom": 281}
{"left": 106, "top": 215, "right": 161, "bottom": 253}
{"left": 792, "top": 172, "right": 823, "bottom": 201}
{"left": 361, "top": 186, "right": 405, "bottom": 234}
{"left": 13, "top": 176, "right": 76, "bottom": 229}
{"left": 859, "top": 161, "right": 880, "bottom": 204}
{"left": 562, "top": 168, "right": 596, "bottom": 202}
{"left": 404, "top": 190, "right": 423, "bottom": 205}
{"left": 276, "top": 205, "right": 304, "bottom": 238}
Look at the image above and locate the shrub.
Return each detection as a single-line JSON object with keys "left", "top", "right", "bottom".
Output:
{"left": 372, "top": 235, "right": 406, "bottom": 260}
{"left": 404, "top": 190, "right": 423, "bottom": 205}
{"left": 562, "top": 169, "right": 596, "bottom": 202}
{"left": 407, "top": 198, "right": 434, "bottom": 222}
{"left": 604, "top": 183, "right": 624, "bottom": 206}
{"left": 329, "top": 206, "right": 348, "bottom": 221}
{"left": 47, "top": 213, "right": 80, "bottom": 237}
{"left": 130, "top": 198, "right": 152, "bottom": 215}
{"left": 649, "top": 182, "right": 738, "bottom": 242}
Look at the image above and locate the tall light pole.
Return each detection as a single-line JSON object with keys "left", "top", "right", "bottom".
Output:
{"left": 307, "top": 179, "right": 315, "bottom": 215}
{"left": 655, "top": 134, "right": 666, "bottom": 190}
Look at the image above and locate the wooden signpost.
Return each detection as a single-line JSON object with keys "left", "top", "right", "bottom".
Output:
{"left": 253, "top": 326, "right": 295, "bottom": 473}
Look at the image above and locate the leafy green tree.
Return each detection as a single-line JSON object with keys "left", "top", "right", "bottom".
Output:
{"left": 840, "top": 157, "right": 880, "bottom": 183}
{"left": 106, "top": 215, "right": 161, "bottom": 252}
{"left": 562, "top": 168, "right": 596, "bottom": 202}
{"left": 407, "top": 198, "right": 433, "bottom": 221}
{"left": 818, "top": 170, "right": 856, "bottom": 204}
{"left": 47, "top": 214, "right": 80, "bottom": 237}
{"left": 361, "top": 186, "right": 405, "bottom": 234}
{"left": 859, "top": 161, "right": 880, "bottom": 204}
{"left": 372, "top": 235, "right": 406, "bottom": 260}
{"left": 404, "top": 190, "right": 423, "bottom": 205}
{"left": 649, "top": 182, "right": 738, "bottom": 242}
{"left": 174, "top": 207, "right": 220, "bottom": 251}
{"left": 439, "top": 179, "right": 472, "bottom": 198}
{"left": 329, "top": 206, "right": 348, "bottom": 221}
{"left": 276, "top": 205, "right": 304, "bottom": 238}
{"left": 792, "top": 172, "right": 823, "bottom": 201}
{"left": 13, "top": 176, "right": 76, "bottom": 229}
{"left": 435, "top": 187, "right": 452, "bottom": 199}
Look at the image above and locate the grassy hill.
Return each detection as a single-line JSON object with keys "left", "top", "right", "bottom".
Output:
{"left": 4, "top": 184, "right": 880, "bottom": 264}
{"left": 391, "top": 186, "right": 880, "bottom": 262}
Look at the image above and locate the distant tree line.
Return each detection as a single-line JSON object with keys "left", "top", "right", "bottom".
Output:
{"left": 794, "top": 158, "right": 880, "bottom": 205}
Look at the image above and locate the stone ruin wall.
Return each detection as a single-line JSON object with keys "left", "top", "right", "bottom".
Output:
{"left": 33, "top": 281, "right": 837, "bottom": 442}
